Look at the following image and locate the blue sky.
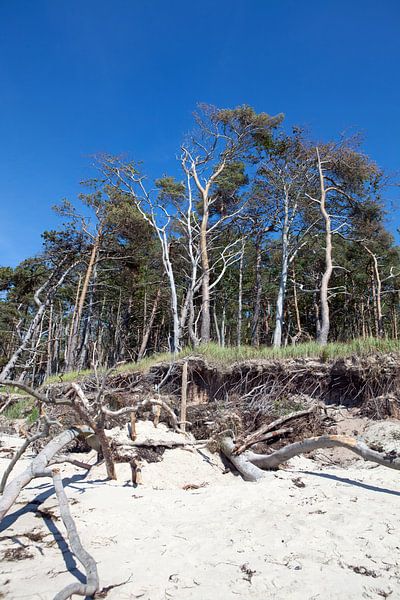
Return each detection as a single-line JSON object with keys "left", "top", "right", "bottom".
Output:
{"left": 0, "top": 0, "right": 399, "bottom": 266}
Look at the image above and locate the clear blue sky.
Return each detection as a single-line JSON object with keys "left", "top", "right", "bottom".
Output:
{"left": 1, "top": 0, "right": 399, "bottom": 266}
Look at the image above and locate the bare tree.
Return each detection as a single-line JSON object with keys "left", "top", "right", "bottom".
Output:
{"left": 1, "top": 260, "right": 78, "bottom": 381}
{"left": 181, "top": 104, "right": 283, "bottom": 343}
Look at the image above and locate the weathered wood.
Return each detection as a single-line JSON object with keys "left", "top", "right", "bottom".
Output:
{"left": 0, "top": 428, "right": 80, "bottom": 522}
{"left": 0, "top": 421, "right": 52, "bottom": 493}
{"left": 130, "top": 412, "right": 137, "bottom": 441}
{"left": 220, "top": 437, "right": 266, "bottom": 482}
{"left": 153, "top": 404, "right": 161, "bottom": 427}
{"left": 222, "top": 434, "right": 400, "bottom": 482}
{"left": 249, "top": 434, "right": 400, "bottom": 471}
{"left": 234, "top": 406, "right": 315, "bottom": 454}
{"left": 238, "top": 427, "right": 293, "bottom": 453}
{"left": 52, "top": 469, "right": 99, "bottom": 599}
{"left": 70, "top": 383, "right": 116, "bottom": 480}
{"left": 130, "top": 459, "right": 142, "bottom": 485}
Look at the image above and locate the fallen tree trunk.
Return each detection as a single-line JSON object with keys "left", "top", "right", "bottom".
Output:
{"left": 221, "top": 434, "right": 400, "bottom": 482}
{"left": 0, "top": 428, "right": 80, "bottom": 521}
{"left": 249, "top": 434, "right": 400, "bottom": 470}
{"left": 220, "top": 437, "right": 266, "bottom": 482}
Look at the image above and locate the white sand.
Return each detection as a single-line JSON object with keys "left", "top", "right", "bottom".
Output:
{"left": 1, "top": 423, "right": 399, "bottom": 600}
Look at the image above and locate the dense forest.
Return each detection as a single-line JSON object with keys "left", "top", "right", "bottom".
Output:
{"left": 1, "top": 104, "right": 399, "bottom": 382}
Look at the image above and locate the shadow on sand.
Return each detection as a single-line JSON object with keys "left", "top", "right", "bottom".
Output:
{"left": 301, "top": 470, "right": 400, "bottom": 497}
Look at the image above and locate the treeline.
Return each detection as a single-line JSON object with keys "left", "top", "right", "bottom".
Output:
{"left": 1, "top": 105, "right": 399, "bottom": 381}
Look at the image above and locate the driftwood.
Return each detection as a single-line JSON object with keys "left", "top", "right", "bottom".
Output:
{"left": 0, "top": 413, "right": 59, "bottom": 493}
{"left": 70, "top": 383, "right": 116, "bottom": 480}
{"left": 220, "top": 437, "right": 267, "bottom": 481}
{"left": 0, "top": 427, "right": 98, "bottom": 599}
{"left": 0, "top": 427, "right": 80, "bottom": 521}
{"left": 103, "top": 397, "right": 182, "bottom": 432}
{"left": 233, "top": 406, "right": 316, "bottom": 455}
{"left": 130, "top": 459, "right": 142, "bottom": 485}
{"left": 222, "top": 434, "right": 400, "bottom": 482}
{"left": 52, "top": 469, "right": 99, "bottom": 599}
{"left": 130, "top": 412, "right": 137, "bottom": 441}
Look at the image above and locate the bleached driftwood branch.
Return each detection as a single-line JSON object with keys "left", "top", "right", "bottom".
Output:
{"left": 0, "top": 428, "right": 80, "bottom": 521}
{"left": 0, "top": 413, "right": 59, "bottom": 493}
{"left": 222, "top": 434, "right": 400, "bottom": 482}
{"left": 52, "top": 468, "right": 99, "bottom": 600}
{"left": 0, "top": 428, "right": 99, "bottom": 599}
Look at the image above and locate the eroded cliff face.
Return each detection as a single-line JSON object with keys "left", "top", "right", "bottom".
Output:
{"left": 133, "top": 353, "right": 400, "bottom": 417}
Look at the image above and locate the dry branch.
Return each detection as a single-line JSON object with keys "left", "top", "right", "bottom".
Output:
{"left": 234, "top": 406, "right": 315, "bottom": 454}
{"left": 52, "top": 468, "right": 99, "bottom": 600}
{"left": 0, "top": 417, "right": 55, "bottom": 493}
{"left": 221, "top": 433, "right": 400, "bottom": 482}
{"left": 0, "top": 428, "right": 80, "bottom": 521}
{"left": 249, "top": 434, "right": 400, "bottom": 470}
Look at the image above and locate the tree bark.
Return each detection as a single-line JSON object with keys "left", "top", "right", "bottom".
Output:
{"left": 273, "top": 193, "right": 290, "bottom": 348}
{"left": 251, "top": 238, "right": 262, "bottom": 346}
{"left": 0, "top": 428, "right": 80, "bottom": 521}
{"left": 221, "top": 434, "right": 400, "bottom": 482}
{"left": 66, "top": 233, "right": 101, "bottom": 371}
{"left": 237, "top": 243, "right": 244, "bottom": 346}
{"left": 316, "top": 148, "right": 332, "bottom": 346}
{"left": 52, "top": 469, "right": 99, "bottom": 599}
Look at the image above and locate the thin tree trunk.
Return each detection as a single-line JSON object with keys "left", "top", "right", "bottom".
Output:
{"left": 273, "top": 213, "right": 289, "bottom": 348}
{"left": 237, "top": 243, "right": 244, "bottom": 346}
{"left": 316, "top": 148, "right": 333, "bottom": 346}
{"left": 137, "top": 287, "right": 161, "bottom": 361}
{"left": 213, "top": 304, "right": 221, "bottom": 345}
{"left": 251, "top": 238, "right": 262, "bottom": 346}
{"left": 200, "top": 194, "right": 211, "bottom": 343}
{"left": 66, "top": 233, "right": 101, "bottom": 371}
{"left": 364, "top": 245, "right": 384, "bottom": 338}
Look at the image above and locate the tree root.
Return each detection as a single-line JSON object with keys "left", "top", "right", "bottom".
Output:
{"left": 233, "top": 406, "right": 315, "bottom": 455}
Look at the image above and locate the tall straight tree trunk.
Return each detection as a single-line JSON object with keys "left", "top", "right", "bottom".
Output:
{"left": 221, "top": 305, "right": 226, "bottom": 348}
{"left": 291, "top": 266, "right": 302, "bottom": 344}
{"left": 66, "top": 232, "right": 101, "bottom": 371}
{"left": 199, "top": 194, "right": 211, "bottom": 343}
{"left": 363, "top": 245, "right": 384, "bottom": 338}
{"left": 213, "top": 304, "right": 221, "bottom": 346}
{"left": 316, "top": 149, "right": 332, "bottom": 346}
{"left": 137, "top": 287, "right": 161, "bottom": 361}
{"left": 273, "top": 208, "right": 290, "bottom": 348}
{"left": 251, "top": 238, "right": 262, "bottom": 346}
{"left": 237, "top": 243, "right": 244, "bottom": 346}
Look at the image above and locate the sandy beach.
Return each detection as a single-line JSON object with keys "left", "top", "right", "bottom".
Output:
{"left": 1, "top": 422, "right": 399, "bottom": 600}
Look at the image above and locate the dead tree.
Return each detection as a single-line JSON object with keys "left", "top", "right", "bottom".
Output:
{"left": 100, "top": 157, "right": 183, "bottom": 353}
{"left": 1, "top": 260, "right": 78, "bottom": 381}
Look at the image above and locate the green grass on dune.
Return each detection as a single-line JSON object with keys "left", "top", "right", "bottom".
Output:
{"left": 118, "top": 337, "right": 400, "bottom": 373}
{"left": 41, "top": 337, "right": 400, "bottom": 385}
